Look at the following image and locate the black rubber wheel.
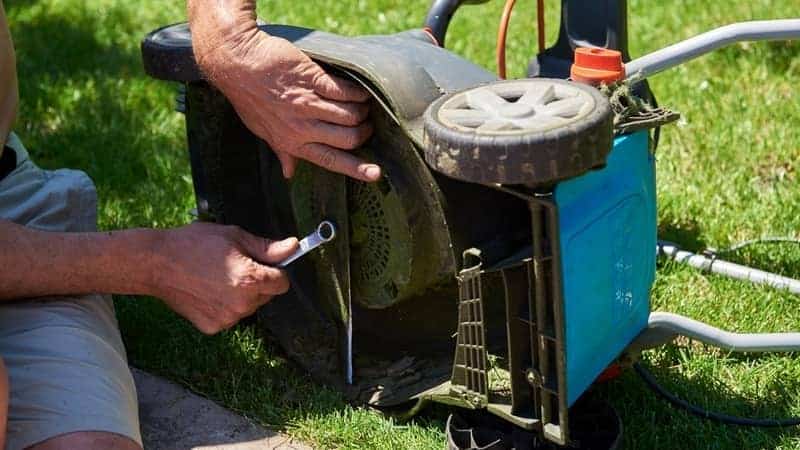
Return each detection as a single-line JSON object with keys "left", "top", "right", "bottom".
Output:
{"left": 141, "top": 23, "right": 202, "bottom": 82}
{"left": 423, "top": 78, "right": 613, "bottom": 185}
{"left": 445, "top": 395, "right": 622, "bottom": 450}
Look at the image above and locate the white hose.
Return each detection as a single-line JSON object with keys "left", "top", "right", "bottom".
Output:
{"left": 658, "top": 241, "right": 800, "bottom": 295}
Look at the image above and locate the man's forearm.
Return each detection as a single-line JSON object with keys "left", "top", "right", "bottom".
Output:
{"left": 0, "top": 220, "right": 161, "bottom": 300}
{"left": 186, "top": 0, "right": 261, "bottom": 81}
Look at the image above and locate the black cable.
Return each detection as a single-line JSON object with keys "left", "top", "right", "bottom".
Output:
{"left": 649, "top": 91, "right": 661, "bottom": 153}
{"left": 709, "top": 237, "right": 800, "bottom": 256}
{"left": 633, "top": 362, "right": 800, "bottom": 428}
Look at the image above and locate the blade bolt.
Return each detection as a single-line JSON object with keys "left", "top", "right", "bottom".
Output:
{"left": 526, "top": 369, "right": 543, "bottom": 387}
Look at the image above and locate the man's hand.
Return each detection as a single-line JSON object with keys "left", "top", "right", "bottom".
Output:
{"left": 0, "top": 219, "right": 299, "bottom": 336}
{"left": 153, "top": 222, "right": 299, "bottom": 334}
{"left": 188, "top": 0, "right": 381, "bottom": 182}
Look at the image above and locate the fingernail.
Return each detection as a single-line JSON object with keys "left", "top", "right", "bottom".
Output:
{"left": 281, "top": 237, "right": 299, "bottom": 250}
{"left": 362, "top": 165, "right": 381, "bottom": 181}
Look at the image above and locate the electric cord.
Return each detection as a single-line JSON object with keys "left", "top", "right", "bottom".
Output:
{"left": 496, "top": 0, "right": 545, "bottom": 79}
{"left": 634, "top": 362, "right": 800, "bottom": 427}
{"left": 649, "top": 91, "right": 661, "bottom": 152}
{"left": 708, "top": 237, "right": 800, "bottom": 256}
{"left": 496, "top": 0, "right": 517, "bottom": 79}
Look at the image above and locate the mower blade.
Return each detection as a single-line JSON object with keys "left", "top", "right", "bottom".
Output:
{"left": 312, "top": 168, "right": 354, "bottom": 384}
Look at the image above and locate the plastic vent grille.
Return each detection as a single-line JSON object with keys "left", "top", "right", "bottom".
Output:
{"left": 348, "top": 180, "right": 391, "bottom": 284}
{"left": 450, "top": 251, "right": 489, "bottom": 407}
{"left": 529, "top": 197, "right": 568, "bottom": 445}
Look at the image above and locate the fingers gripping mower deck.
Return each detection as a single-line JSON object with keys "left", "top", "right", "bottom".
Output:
{"left": 141, "top": 2, "right": 800, "bottom": 449}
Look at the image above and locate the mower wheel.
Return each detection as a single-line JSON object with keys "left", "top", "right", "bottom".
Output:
{"left": 423, "top": 78, "right": 613, "bottom": 185}
{"left": 445, "top": 395, "right": 622, "bottom": 450}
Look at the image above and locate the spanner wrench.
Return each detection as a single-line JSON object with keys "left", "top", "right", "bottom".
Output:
{"left": 277, "top": 221, "right": 337, "bottom": 268}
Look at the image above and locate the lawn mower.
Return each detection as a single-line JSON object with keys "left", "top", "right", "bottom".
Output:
{"left": 141, "top": 2, "right": 800, "bottom": 448}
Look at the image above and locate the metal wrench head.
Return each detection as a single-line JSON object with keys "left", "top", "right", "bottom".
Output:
{"left": 277, "top": 221, "right": 337, "bottom": 268}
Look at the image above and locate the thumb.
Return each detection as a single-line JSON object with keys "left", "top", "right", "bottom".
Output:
{"left": 263, "top": 237, "right": 300, "bottom": 265}
{"left": 239, "top": 233, "right": 300, "bottom": 266}
{"left": 312, "top": 71, "right": 370, "bottom": 103}
{"left": 276, "top": 151, "right": 298, "bottom": 179}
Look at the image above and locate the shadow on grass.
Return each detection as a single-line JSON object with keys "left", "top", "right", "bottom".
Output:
{"left": 115, "top": 296, "right": 339, "bottom": 429}
{"left": 712, "top": 242, "right": 800, "bottom": 281}
{"left": 764, "top": 40, "right": 800, "bottom": 74}
{"left": 115, "top": 297, "right": 447, "bottom": 448}
{"left": 658, "top": 212, "right": 800, "bottom": 282}
{"left": 116, "top": 295, "right": 450, "bottom": 438}
{"left": 11, "top": 8, "right": 189, "bottom": 227}
{"left": 596, "top": 347, "right": 800, "bottom": 449}
{"left": 653, "top": 345, "right": 800, "bottom": 418}
{"left": 658, "top": 216, "right": 706, "bottom": 252}
{"left": 12, "top": 12, "right": 138, "bottom": 79}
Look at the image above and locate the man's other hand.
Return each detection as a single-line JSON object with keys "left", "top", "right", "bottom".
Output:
{"left": 153, "top": 222, "right": 299, "bottom": 335}
{"left": 193, "top": 20, "right": 380, "bottom": 182}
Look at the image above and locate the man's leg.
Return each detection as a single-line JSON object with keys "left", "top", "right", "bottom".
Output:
{"left": 0, "top": 294, "right": 142, "bottom": 450}
{"left": 28, "top": 432, "right": 139, "bottom": 450}
{"left": 0, "top": 350, "right": 136, "bottom": 450}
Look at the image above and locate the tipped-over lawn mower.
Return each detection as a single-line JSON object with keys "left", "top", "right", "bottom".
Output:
{"left": 141, "top": 2, "right": 800, "bottom": 448}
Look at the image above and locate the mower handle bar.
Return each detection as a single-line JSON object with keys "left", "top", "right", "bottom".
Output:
{"left": 630, "top": 311, "right": 800, "bottom": 354}
{"left": 628, "top": 242, "right": 800, "bottom": 354}
{"left": 625, "top": 19, "right": 800, "bottom": 80}
{"left": 424, "top": 0, "right": 491, "bottom": 46}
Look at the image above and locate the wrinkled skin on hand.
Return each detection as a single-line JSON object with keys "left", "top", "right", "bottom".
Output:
{"left": 194, "top": 23, "right": 380, "bottom": 182}
{"left": 153, "top": 222, "right": 299, "bottom": 335}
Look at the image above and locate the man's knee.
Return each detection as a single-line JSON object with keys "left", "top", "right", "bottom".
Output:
{"left": 26, "top": 431, "right": 141, "bottom": 450}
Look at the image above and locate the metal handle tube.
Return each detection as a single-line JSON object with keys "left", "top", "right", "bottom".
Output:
{"left": 423, "top": 0, "right": 466, "bottom": 46}
{"left": 424, "top": 0, "right": 490, "bottom": 46}
{"left": 648, "top": 311, "right": 800, "bottom": 353}
{"left": 658, "top": 241, "right": 800, "bottom": 295}
{"left": 625, "top": 19, "right": 800, "bottom": 79}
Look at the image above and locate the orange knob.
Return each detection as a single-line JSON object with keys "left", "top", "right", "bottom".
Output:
{"left": 570, "top": 47, "right": 625, "bottom": 85}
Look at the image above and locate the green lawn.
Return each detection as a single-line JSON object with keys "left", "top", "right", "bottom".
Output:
{"left": 7, "top": 0, "right": 800, "bottom": 448}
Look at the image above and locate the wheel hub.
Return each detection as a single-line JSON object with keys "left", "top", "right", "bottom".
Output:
{"left": 423, "top": 78, "right": 613, "bottom": 185}
{"left": 438, "top": 80, "right": 596, "bottom": 135}
{"left": 499, "top": 103, "right": 535, "bottom": 119}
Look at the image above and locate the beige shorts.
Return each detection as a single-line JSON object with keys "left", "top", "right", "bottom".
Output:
{"left": 0, "top": 133, "right": 141, "bottom": 449}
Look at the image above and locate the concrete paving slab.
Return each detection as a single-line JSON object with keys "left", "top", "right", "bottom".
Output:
{"left": 133, "top": 368, "right": 312, "bottom": 450}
